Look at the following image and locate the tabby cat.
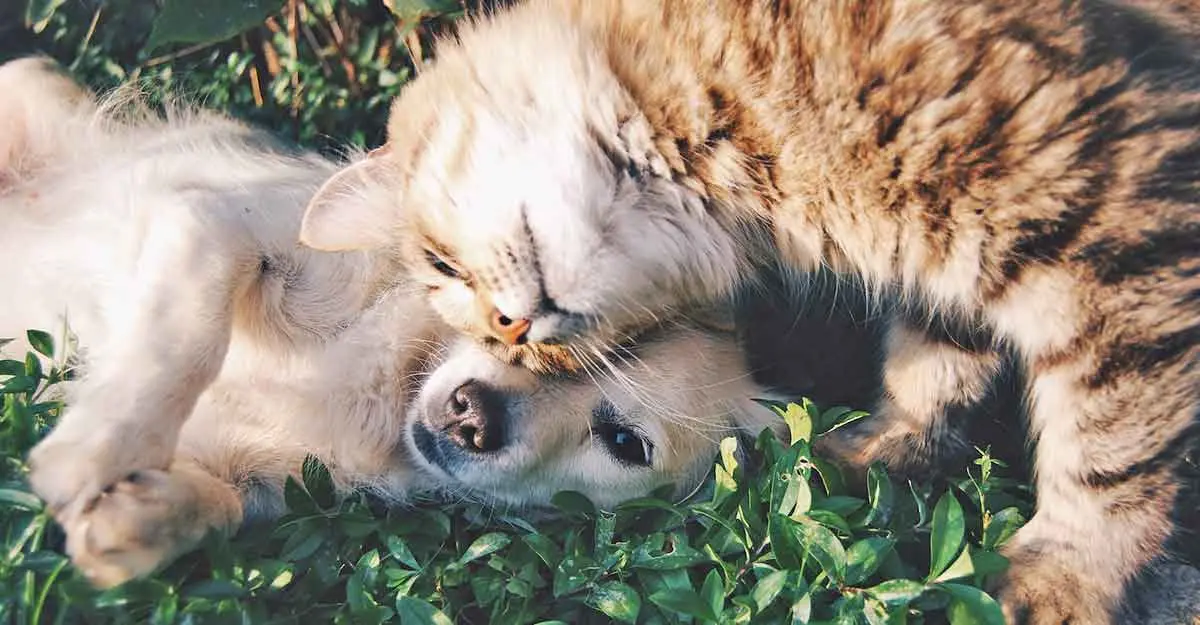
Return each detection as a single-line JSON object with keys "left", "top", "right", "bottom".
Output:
{"left": 299, "top": 1, "right": 1200, "bottom": 622}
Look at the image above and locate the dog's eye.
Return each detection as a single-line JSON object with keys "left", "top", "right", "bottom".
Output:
{"left": 592, "top": 400, "right": 653, "bottom": 467}
{"left": 595, "top": 422, "right": 653, "bottom": 467}
{"left": 424, "top": 250, "right": 461, "bottom": 279}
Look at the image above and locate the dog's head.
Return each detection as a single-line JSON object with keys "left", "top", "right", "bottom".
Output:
{"left": 403, "top": 322, "right": 784, "bottom": 509}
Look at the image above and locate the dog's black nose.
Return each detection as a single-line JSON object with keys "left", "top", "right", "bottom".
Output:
{"left": 438, "top": 380, "right": 506, "bottom": 453}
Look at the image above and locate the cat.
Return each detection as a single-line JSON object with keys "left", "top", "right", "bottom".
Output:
{"left": 297, "top": 1, "right": 1200, "bottom": 622}
{"left": 0, "top": 57, "right": 780, "bottom": 587}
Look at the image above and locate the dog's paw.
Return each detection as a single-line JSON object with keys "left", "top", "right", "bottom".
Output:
{"left": 993, "top": 545, "right": 1118, "bottom": 625}
{"left": 63, "top": 468, "right": 231, "bottom": 588}
{"left": 27, "top": 412, "right": 175, "bottom": 518}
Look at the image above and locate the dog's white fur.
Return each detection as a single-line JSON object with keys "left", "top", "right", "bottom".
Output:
{"left": 0, "top": 58, "right": 781, "bottom": 587}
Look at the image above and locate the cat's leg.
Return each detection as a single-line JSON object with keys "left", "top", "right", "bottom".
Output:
{"left": 819, "top": 311, "right": 1004, "bottom": 479}
{"left": 64, "top": 458, "right": 243, "bottom": 588}
{"left": 986, "top": 271, "right": 1197, "bottom": 624}
{"left": 993, "top": 369, "right": 1193, "bottom": 624}
{"left": 27, "top": 204, "right": 258, "bottom": 521}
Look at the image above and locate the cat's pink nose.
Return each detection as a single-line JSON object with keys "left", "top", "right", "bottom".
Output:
{"left": 489, "top": 309, "right": 531, "bottom": 345}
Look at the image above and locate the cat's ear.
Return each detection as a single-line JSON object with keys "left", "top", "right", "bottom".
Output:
{"left": 0, "top": 57, "right": 95, "bottom": 185}
{"left": 300, "top": 147, "right": 399, "bottom": 251}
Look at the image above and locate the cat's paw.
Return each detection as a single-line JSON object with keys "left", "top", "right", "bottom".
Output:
{"left": 63, "top": 469, "right": 227, "bottom": 588}
{"left": 27, "top": 411, "right": 176, "bottom": 518}
{"left": 992, "top": 545, "right": 1118, "bottom": 625}
{"left": 814, "top": 424, "right": 945, "bottom": 483}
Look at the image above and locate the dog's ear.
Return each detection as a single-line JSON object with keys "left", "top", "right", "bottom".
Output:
{"left": 300, "top": 147, "right": 401, "bottom": 251}
{"left": 0, "top": 57, "right": 95, "bottom": 186}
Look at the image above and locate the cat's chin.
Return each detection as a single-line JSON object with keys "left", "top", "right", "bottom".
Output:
{"left": 477, "top": 337, "right": 585, "bottom": 375}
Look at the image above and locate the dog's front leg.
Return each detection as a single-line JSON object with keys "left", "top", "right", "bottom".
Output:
{"left": 64, "top": 457, "right": 244, "bottom": 588}
{"left": 27, "top": 202, "right": 256, "bottom": 522}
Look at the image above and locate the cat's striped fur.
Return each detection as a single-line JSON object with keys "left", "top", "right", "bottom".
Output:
{"left": 299, "top": 1, "right": 1200, "bottom": 622}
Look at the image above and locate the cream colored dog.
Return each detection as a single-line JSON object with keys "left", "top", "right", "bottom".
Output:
{"left": 0, "top": 58, "right": 780, "bottom": 588}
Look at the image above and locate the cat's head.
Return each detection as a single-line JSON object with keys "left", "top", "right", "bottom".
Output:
{"left": 299, "top": 7, "right": 749, "bottom": 373}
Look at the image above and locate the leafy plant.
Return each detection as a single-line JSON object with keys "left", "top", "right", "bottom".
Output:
{"left": 0, "top": 332, "right": 1032, "bottom": 624}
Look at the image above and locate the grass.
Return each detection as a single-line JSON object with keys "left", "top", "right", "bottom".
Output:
{"left": 0, "top": 331, "right": 1033, "bottom": 624}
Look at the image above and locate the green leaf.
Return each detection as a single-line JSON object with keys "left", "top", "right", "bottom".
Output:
{"left": 932, "top": 546, "right": 975, "bottom": 583}
{"left": 768, "top": 515, "right": 804, "bottom": 570}
{"left": 589, "top": 581, "right": 641, "bottom": 624}
{"left": 807, "top": 508, "right": 852, "bottom": 537}
{"left": 469, "top": 570, "right": 504, "bottom": 607}
{"left": 791, "top": 590, "right": 813, "bottom": 622}
{"left": 751, "top": 569, "right": 789, "bottom": 613}
{"left": 279, "top": 522, "right": 325, "bottom": 561}
{"left": 24, "top": 0, "right": 67, "bottom": 33}
{"left": 794, "top": 516, "right": 847, "bottom": 584}
{"left": 151, "top": 595, "right": 178, "bottom": 625}
{"left": 862, "top": 597, "right": 900, "bottom": 625}
{"left": 522, "top": 533, "right": 563, "bottom": 568}
{"left": 844, "top": 537, "right": 896, "bottom": 586}
{"left": 1, "top": 376, "right": 35, "bottom": 394}
{"left": 866, "top": 579, "right": 927, "bottom": 606}
{"left": 713, "top": 436, "right": 740, "bottom": 505}
{"left": 969, "top": 550, "right": 1010, "bottom": 581}
{"left": 383, "top": 0, "right": 461, "bottom": 22}
{"left": 282, "top": 475, "right": 317, "bottom": 513}
{"left": 0, "top": 488, "right": 43, "bottom": 511}
{"left": 981, "top": 507, "right": 1025, "bottom": 550}
{"left": 300, "top": 455, "right": 336, "bottom": 509}
{"left": 939, "top": 583, "right": 1005, "bottom": 625}
{"left": 182, "top": 579, "right": 246, "bottom": 599}
{"left": 820, "top": 495, "right": 866, "bottom": 517}
{"left": 395, "top": 596, "right": 454, "bottom": 625}
{"left": 553, "top": 556, "right": 593, "bottom": 597}
{"left": 0, "top": 359, "right": 24, "bottom": 377}
{"left": 551, "top": 491, "right": 596, "bottom": 517}
{"left": 780, "top": 402, "right": 813, "bottom": 444}
{"left": 909, "top": 480, "right": 932, "bottom": 527}
{"left": 458, "top": 532, "right": 511, "bottom": 565}
{"left": 701, "top": 569, "right": 724, "bottom": 619}
{"left": 386, "top": 535, "right": 421, "bottom": 570}
{"left": 145, "top": 0, "right": 285, "bottom": 52}
{"left": 928, "top": 491, "right": 966, "bottom": 581}
{"left": 631, "top": 535, "right": 708, "bottom": 571}
{"left": 719, "top": 435, "right": 739, "bottom": 475}
{"left": 25, "top": 330, "right": 54, "bottom": 358}
{"left": 24, "top": 353, "right": 41, "bottom": 381}
{"left": 648, "top": 588, "right": 720, "bottom": 622}
{"left": 820, "top": 409, "right": 871, "bottom": 436}
{"left": 779, "top": 464, "right": 813, "bottom": 518}
{"left": 811, "top": 454, "right": 847, "bottom": 495}
{"left": 860, "top": 463, "right": 895, "bottom": 528}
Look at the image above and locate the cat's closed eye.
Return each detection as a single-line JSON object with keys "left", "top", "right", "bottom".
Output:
{"left": 424, "top": 249, "right": 462, "bottom": 279}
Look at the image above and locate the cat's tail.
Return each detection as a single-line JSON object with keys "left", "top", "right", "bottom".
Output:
{"left": 0, "top": 56, "right": 98, "bottom": 191}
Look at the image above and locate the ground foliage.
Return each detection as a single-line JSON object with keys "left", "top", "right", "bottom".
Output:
{"left": 0, "top": 332, "right": 1032, "bottom": 624}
